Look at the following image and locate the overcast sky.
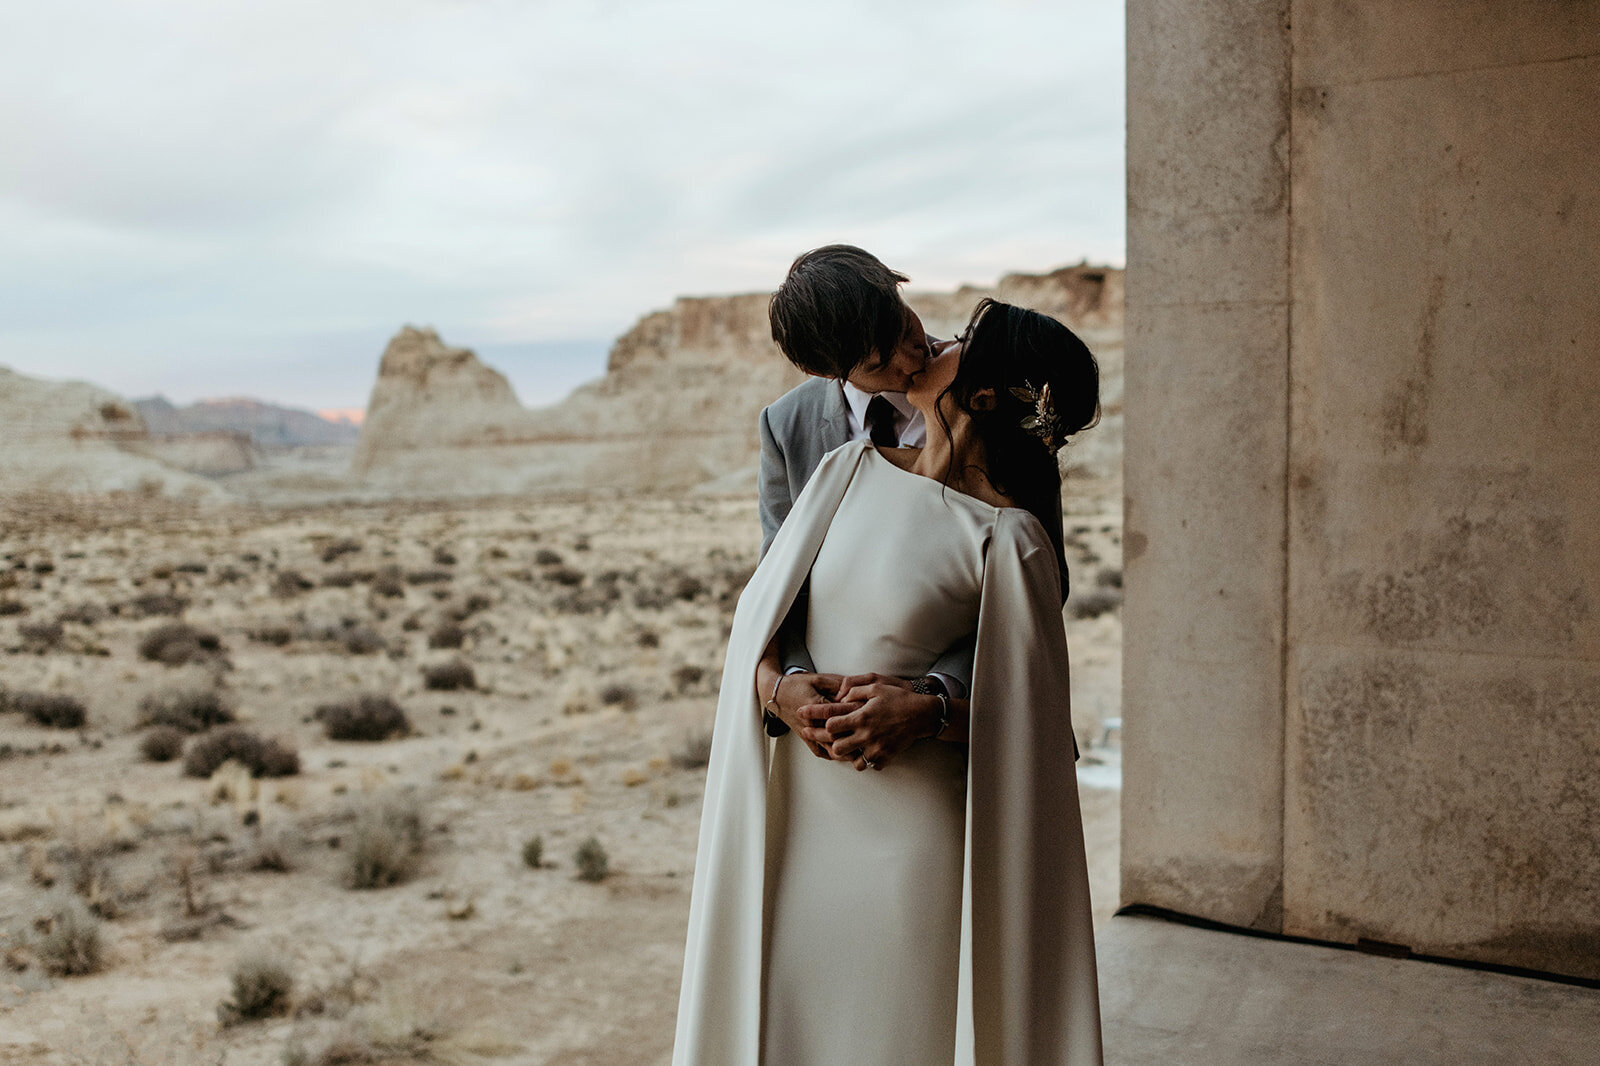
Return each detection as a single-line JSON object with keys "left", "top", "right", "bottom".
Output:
{"left": 0, "top": 0, "right": 1124, "bottom": 412}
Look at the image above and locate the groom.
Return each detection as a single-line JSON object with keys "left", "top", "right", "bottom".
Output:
{"left": 755, "top": 245, "right": 972, "bottom": 758}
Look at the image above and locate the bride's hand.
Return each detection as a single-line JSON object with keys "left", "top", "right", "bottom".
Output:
{"left": 819, "top": 674, "right": 939, "bottom": 771}
{"left": 776, "top": 672, "right": 845, "bottom": 759}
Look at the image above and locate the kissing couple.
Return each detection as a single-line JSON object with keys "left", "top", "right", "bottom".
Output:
{"left": 674, "top": 244, "right": 1104, "bottom": 1065}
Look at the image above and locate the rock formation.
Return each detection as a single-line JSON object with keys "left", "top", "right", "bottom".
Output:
{"left": 0, "top": 366, "right": 225, "bottom": 499}
{"left": 351, "top": 265, "right": 1123, "bottom": 497}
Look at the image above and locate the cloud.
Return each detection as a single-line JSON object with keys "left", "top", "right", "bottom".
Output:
{"left": 0, "top": 0, "right": 1125, "bottom": 407}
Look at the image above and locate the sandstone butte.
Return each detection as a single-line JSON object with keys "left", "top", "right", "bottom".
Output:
{"left": 351, "top": 264, "right": 1124, "bottom": 498}
{"left": 0, "top": 265, "right": 1122, "bottom": 501}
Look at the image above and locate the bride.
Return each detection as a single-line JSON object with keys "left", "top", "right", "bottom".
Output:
{"left": 673, "top": 299, "right": 1103, "bottom": 1066}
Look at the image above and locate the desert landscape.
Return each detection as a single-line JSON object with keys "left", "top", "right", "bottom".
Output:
{"left": 0, "top": 267, "right": 1123, "bottom": 1065}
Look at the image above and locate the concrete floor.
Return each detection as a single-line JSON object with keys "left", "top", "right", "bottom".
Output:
{"left": 1098, "top": 914, "right": 1600, "bottom": 1065}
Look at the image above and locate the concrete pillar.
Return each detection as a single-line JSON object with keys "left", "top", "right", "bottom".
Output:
{"left": 1124, "top": 0, "right": 1600, "bottom": 977}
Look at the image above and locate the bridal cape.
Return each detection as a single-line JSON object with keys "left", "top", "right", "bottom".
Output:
{"left": 672, "top": 441, "right": 1101, "bottom": 1065}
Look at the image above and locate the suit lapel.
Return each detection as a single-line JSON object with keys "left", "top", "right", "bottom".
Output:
{"left": 816, "top": 379, "right": 851, "bottom": 452}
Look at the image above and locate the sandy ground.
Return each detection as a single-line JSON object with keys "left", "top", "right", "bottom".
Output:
{"left": 0, "top": 488, "right": 1121, "bottom": 1065}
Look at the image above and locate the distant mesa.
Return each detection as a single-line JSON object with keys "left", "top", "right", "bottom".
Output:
{"left": 350, "top": 264, "right": 1124, "bottom": 497}
{"left": 134, "top": 395, "right": 362, "bottom": 448}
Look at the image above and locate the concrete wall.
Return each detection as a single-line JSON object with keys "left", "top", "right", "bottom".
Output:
{"left": 1124, "top": 0, "right": 1600, "bottom": 978}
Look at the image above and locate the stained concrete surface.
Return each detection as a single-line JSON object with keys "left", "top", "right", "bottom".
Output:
{"left": 1099, "top": 914, "right": 1600, "bottom": 1065}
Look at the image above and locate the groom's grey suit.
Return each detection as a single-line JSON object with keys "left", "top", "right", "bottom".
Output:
{"left": 757, "top": 376, "right": 976, "bottom": 694}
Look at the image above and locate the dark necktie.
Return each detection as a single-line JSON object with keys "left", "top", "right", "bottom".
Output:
{"left": 865, "top": 395, "right": 899, "bottom": 448}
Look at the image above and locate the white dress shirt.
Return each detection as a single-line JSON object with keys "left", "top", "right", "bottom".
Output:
{"left": 841, "top": 383, "right": 926, "bottom": 447}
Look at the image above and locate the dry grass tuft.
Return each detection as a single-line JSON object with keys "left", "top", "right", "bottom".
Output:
{"left": 574, "top": 837, "right": 609, "bottom": 883}
{"left": 521, "top": 836, "right": 543, "bottom": 869}
{"left": 218, "top": 951, "right": 295, "bottom": 1025}
{"left": 344, "top": 793, "right": 426, "bottom": 890}
{"left": 671, "top": 729, "right": 714, "bottom": 771}
{"left": 33, "top": 897, "right": 104, "bottom": 976}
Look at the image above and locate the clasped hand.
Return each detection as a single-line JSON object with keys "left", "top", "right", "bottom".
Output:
{"left": 792, "top": 673, "right": 939, "bottom": 773}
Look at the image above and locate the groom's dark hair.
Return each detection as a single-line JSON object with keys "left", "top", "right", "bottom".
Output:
{"left": 769, "top": 245, "right": 911, "bottom": 379}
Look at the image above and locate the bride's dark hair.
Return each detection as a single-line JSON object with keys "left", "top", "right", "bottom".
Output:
{"left": 932, "top": 299, "right": 1101, "bottom": 598}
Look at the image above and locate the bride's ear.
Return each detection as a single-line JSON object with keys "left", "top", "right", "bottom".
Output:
{"left": 970, "top": 387, "right": 997, "bottom": 412}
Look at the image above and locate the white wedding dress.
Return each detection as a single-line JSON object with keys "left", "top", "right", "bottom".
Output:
{"left": 673, "top": 442, "right": 1100, "bottom": 1066}
{"left": 761, "top": 447, "right": 995, "bottom": 1063}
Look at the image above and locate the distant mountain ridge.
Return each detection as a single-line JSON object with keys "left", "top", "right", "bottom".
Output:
{"left": 133, "top": 396, "right": 361, "bottom": 447}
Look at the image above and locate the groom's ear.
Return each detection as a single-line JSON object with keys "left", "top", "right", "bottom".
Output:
{"left": 970, "top": 387, "right": 997, "bottom": 412}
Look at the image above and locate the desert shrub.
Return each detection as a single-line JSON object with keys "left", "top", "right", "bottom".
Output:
{"left": 521, "top": 836, "right": 543, "bottom": 869}
{"left": 573, "top": 535, "right": 591, "bottom": 551}
{"left": 554, "top": 584, "right": 619, "bottom": 615}
{"left": 405, "top": 569, "right": 453, "bottom": 586}
{"left": 1068, "top": 587, "right": 1122, "bottom": 620}
{"left": 34, "top": 897, "right": 103, "bottom": 976}
{"left": 574, "top": 837, "right": 609, "bottom": 883}
{"left": 138, "top": 622, "right": 223, "bottom": 666}
{"left": 246, "top": 830, "right": 294, "bottom": 873}
{"left": 533, "top": 548, "right": 563, "bottom": 566}
{"left": 671, "top": 729, "right": 714, "bottom": 771}
{"left": 370, "top": 566, "right": 405, "bottom": 599}
{"left": 671, "top": 573, "right": 708, "bottom": 602}
{"left": 183, "top": 727, "right": 299, "bottom": 779}
{"left": 450, "top": 592, "right": 492, "bottom": 620}
{"left": 214, "top": 564, "right": 245, "bottom": 584}
{"left": 671, "top": 665, "right": 706, "bottom": 694}
{"left": 13, "top": 692, "right": 87, "bottom": 729}
{"left": 431, "top": 546, "right": 457, "bottom": 566}
{"left": 0, "top": 599, "right": 26, "bottom": 617}
{"left": 57, "top": 602, "right": 105, "bottom": 626}
{"left": 1096, "top": 567, "right": 1123, "bottom": 589}
{"left": 422, "top": 659, "right": 475, "bottom": 691}
{"left": 138, "top": 688, "right": 234, "bottom": 733}
{"left": 315, "top": 695, "right": 410, "bottom": 742}
{"left": 175, "top": 561, "right": 208, "bottom": 574}
{"left": 546, "top": 566, "right": 584, "bottom": 588}
{"left": 342, "top": 627, "right": 386, "bottom": 656}
{"left": 140, "top": 725, "right": 186, "bottom": 762}
{"left": 127, "top": 592, "right": 187, "bottom": 618}
{"left": 218, "top": 952, "right": 294, "bottom": 1025}
{"left": 320, "top": 570, "right": 371, "bottom": 589}
{"left": 427, "top": 622, "right": 465, "bottom": 650}
{"left": 250, "top": 625, "right": 293, "bottom": 647}
{"left": 321, "top": 538, "right": 363, "bottom": 564}
{"left": 343, "top": 793, "right": 425, "bottom": 889}
{"left": 599, "top": 683, "right": 637, "bottom": 712}
{"left": 637, "top": 628, "right": 660, "bottom": 648}
{"left": 272, "top": 570, "right": 314, "bottom": 598}
{"left": 18, "top": 619, "right": 64, "bottom": 649}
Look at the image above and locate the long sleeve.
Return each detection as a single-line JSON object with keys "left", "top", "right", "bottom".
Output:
{"left": 758, "top": 404, "right": 793, "bottom": 559}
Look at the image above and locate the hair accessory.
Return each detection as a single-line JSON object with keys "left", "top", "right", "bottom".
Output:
{"left": 1010, "top": 381, "right": 1064, "bottom": 452}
